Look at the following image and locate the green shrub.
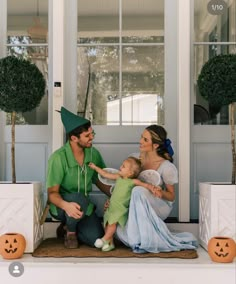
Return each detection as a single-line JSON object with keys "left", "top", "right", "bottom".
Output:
{"left": 197, "top": 54, "right": 236, "bottom": 184}
{"left": 0, "top": 55, "right": 46, "bottom": 183}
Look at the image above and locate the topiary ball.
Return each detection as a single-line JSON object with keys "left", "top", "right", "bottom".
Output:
{"left": 197, "top": 54, "right": 236, "bottom": 107}
{"left": 0, "top": 55, "right": 46, "bottom": 113}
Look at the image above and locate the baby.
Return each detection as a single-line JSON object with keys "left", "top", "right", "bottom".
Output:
{"left": 89, "top": 156, "right": 156, "bottom": 252}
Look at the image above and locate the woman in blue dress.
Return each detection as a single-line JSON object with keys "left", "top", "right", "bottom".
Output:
{"left": 115, "top": 125, "right": 198, "bottom": 253}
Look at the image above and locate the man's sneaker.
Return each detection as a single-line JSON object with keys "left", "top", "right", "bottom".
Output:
{"left": 56, "top": 223, "right": 67, "bottom": 239}
{"left": 64, "top": 234, "right": 79, "bottom": 249}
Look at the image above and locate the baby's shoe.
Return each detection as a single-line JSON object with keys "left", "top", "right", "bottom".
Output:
{"left": 102, "top": 242, "right": 115, "bottom": 252}
{"left": 94, "top": 238, "right": 105, "bottom": 248}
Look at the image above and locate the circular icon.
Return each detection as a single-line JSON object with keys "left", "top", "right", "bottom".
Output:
{"left": 207, "top": 0, "right": 227, "bottom": 15}
{"left": 8, "top": 262, "right": 24, "bottom": 277}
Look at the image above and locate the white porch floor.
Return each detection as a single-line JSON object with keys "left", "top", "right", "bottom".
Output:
{"left": 0, "top": 223, "right": 235, "bottom": 284}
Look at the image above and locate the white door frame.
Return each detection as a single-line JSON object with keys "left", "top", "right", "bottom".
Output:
{"left": 0, "top": 0, "right": 7, "bottom": 181}
{"left": 49, "top": 0, "right": 65, "bottom": 153}
{"left": 177, "top": 0, "right": 191, "bottom": 221}
{"left": 50, "top": 0, "right": 192, "bottom": 221}
{"left": 0, "top": 0, "right": 192, "bottom": 221}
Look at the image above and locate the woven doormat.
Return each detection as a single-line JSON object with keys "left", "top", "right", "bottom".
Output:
{"left": 32, "top": 238, "right": 198, "bottom": 259}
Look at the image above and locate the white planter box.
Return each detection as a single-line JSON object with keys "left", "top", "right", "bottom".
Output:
{"left": 0, "top": 182, "right": 44, "bottom": 253}
{"left": 199, "top": 182, "right": 236, "bottom": 250}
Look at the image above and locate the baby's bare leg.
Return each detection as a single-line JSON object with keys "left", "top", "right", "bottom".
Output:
{"left": 103, "top": 223, "right": 117, "bottom": 242}
{"left": 94, "top": 223, "right": 117, "bottom": 251}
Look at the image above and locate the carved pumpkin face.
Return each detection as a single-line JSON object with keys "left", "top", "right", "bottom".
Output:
{"left": 208, "top": 237, "right": 236, "bottom": 263}
{"left": 0, "top": 233, "right": 26, "bottom": 259}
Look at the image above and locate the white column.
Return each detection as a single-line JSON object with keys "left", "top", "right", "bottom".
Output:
{"left": 0, "top": 0, "right": 6, "bottom": 58}
{"left": 0, "top": 0, "right": 7, "bottom": 180}
{"left": 165, "top": 0, "right": 178, "bottom": 218}
{"left": 48, "top": 0, "right": 65, "bottom": 153}
{"left": 64, "top": 0, "right": 77, "bottom": 113}
{"left": 177, "top": 0, "right": 191, "bottom": 222}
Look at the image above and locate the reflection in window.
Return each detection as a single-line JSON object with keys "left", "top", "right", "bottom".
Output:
{"left": 77, "top": 46, "right": 119, "bottom": 124}
{"left": 77, "top": 0, "right": 165, "bottom": 126}
{"left": 194, "top": 0, "right": 236, "bottom": 125}
{"left": 7, "top": 0, "right": 48, "bottom": 125}
{"left": 6, "top": 36, "right": 48, "bottom": 125}
{"left": 77, "top": 42, "right": 164, "bottom": 125}
{"left": 108, "top": 93, "right": 161, "bottom": 125}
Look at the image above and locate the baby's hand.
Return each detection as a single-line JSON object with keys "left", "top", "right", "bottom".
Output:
{"left": 89, "top": 162, "right": 96, "bottom": 169}
{"left": 104, "top": 199, "right": 110, "bottom": 212}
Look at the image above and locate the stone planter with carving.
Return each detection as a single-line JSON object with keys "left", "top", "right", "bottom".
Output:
{"left": 0, "top": 182, "right": 44, "bottom": 253}
{"left": 199, "top": 182, "right": 236, "bottom": 251}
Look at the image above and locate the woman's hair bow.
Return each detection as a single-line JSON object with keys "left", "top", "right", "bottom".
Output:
{"left": 164, "top": 138, "right": 174, "bottom": 157}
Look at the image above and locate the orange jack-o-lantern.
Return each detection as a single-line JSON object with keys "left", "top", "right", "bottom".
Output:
{"left": 0, "top": 233, "right": 26, "bottom": 259}
{"left": 208, "top": 236, "right": 236, "bottom": 263}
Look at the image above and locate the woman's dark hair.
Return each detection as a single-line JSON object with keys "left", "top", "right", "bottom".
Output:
{"left": 146, "top": 125, "right": 173, "bottom": 162}
{"left": 67, "top": 121, "right": 91, "bottom": 140}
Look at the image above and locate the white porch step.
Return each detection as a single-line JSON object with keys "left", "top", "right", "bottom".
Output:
{"left": 0, "top": 248, "right": 235, "bottom": 284}
{"left": 0, "top": 223, "right": 235, "bottom": 284}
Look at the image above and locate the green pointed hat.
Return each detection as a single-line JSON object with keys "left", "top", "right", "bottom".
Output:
{"left": 60, "top": 107, "right": 90, "bottom": 133}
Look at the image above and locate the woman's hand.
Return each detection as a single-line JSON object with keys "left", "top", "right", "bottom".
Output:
{"left": 148, "top": 184, "right": 175, "bottom": 201}
{"left": 64, "top": 202, "right": 84, "bottom": 219}
{"left": 134, "top": 180, "right": 163, "bottom": 198}
{"left": 149, "top": 185, "right": 163, "bottom": 198}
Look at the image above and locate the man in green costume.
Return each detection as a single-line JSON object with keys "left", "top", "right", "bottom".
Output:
{"left": 46, "top": 107, "right": 111, "bottom": 248}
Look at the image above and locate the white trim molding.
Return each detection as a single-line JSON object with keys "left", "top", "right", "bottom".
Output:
{"left": 49, "top": 0, "right": 65, "bottom": 152}
{"left": 177, "top": 0, "right": 191, "bottom": 222}
{"left": 0, "top": 0, "right": 7, "bottom": 180}
{"left": 0, "top": 0, "right": 6, "bottom": 58}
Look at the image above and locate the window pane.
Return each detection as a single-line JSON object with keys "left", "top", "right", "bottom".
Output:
{"left": 122, "top": 0, "right": 164, "bottom": 43}
{"left": 7, "top": 0, "right": 48, "bottom": 44}
{"left": 7, "top": 0, "right": 48, "bottom": 125}
{"left": 194, "top": 45, "right": 236, "bottom": 125}
{"left": 77, "top": 46, "right": 119, "bottom": 125}
{"left": 77, "top": 0, "right": 119, "bottom": 44}
{"left": 194, "top": 0, "right": 236, "bottom": 43}
{"left": 194, "top": 0, "right": 236, "bottom": 125}
{"left": 77, "top": 0, "right": 165, "bottom": 125}
{"left": 122, "top": 46, "right": 164, "bottom": 125}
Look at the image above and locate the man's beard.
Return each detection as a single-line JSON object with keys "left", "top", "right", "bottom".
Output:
{"left": 76, "top": 140, "right": 92, "bottom": 148}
